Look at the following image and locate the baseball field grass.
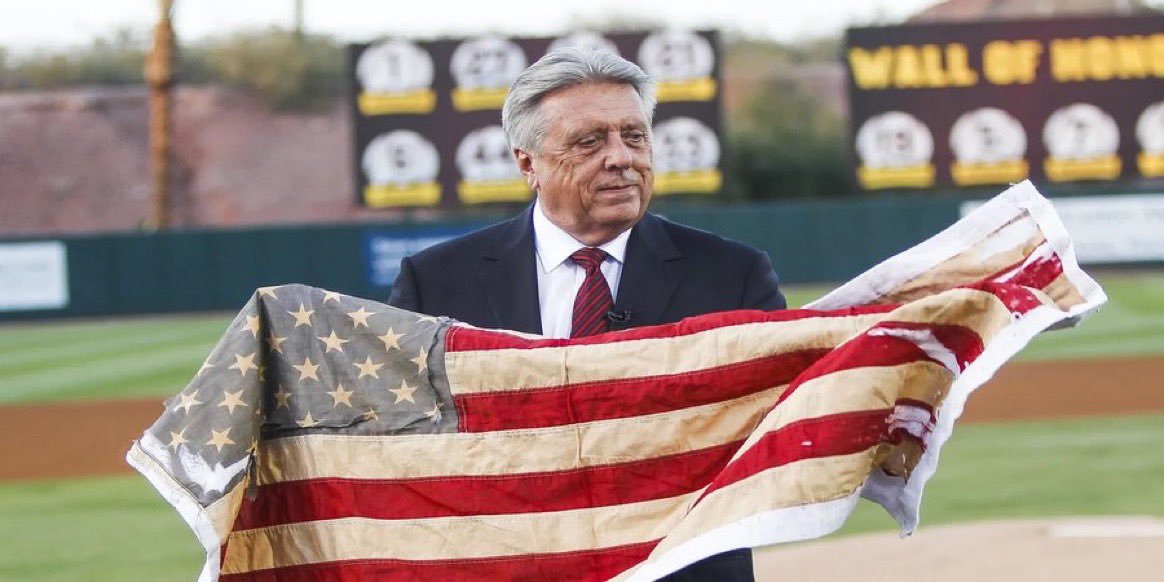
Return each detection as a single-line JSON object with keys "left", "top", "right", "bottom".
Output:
{"left": 1, "top": 412, "right": 1161, "bottom": 581}
{"left": 0, "top": 271, "right": 1160, "bottom": 580}
{"left": 2, "top": 272, "right": 1162, "bottom": 406}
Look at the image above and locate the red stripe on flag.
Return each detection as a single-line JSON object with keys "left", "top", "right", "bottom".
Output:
{"left": 873, "top": 322, "right": 985, "bottom": 371}
{"left": 973, "top": 281, "right": 1045, "bottom": 314}
{"left": 446, "top": 305, "right": 899, "bottom": 352}
{"left": 769, "top": 323, "right": 975, "bottom": 418}
{"left": 770, "top": 330, "right": 959, "bottom": 399}
{"left": 219, "top": 540, "right": 658, "bottom": 582}
{"left": 455, "top": 323, "right": 976, "bottom": 433}
{"left": 1001, "top": 253, "right": 1064, "bottom": 290}
{"left": 966, "top": 251, "right": 1064, "bottom": 315}
{"left": 700, "top": 409, "right": 891, "bottom": 502}
{"left": 232, "top": 441, "right": 741, "bottom": 530}
{"left": 455, "top": 348, "right": 830, "bottom": 432}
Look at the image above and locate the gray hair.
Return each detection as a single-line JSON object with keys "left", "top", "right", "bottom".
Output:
{"left": 501, "top": 47, "right": 657, "bottom": 153}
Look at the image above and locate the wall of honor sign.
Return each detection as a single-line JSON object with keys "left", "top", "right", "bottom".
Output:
{"left": 845, "top": 15, "right": 1164, "bottom": 192}
{"left": 349, "top": 30, "right": 724, "bottom": 209}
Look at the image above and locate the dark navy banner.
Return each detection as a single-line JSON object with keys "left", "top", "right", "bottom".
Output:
{"left": 349, "top": 30, "right": 723, "bottom": 208}
{"left": 845, "top": 15, "right": 1164, "bottom": 191}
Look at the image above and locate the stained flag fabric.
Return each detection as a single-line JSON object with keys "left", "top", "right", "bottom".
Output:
{"left": 128, "top": 181, "right": 1106, "bottom": 581}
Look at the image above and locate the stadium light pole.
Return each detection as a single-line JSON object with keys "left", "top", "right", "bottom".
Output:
{"left": 294, "top": 0, "right": 304, "bottom": 40}
{"left": 144, "top": 0, "right": 176, "bottom": 230}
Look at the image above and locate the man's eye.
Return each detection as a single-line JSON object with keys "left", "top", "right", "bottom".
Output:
{"left": 625, "top": 132, "right": 646, "bottom": 144}
{"left": 577, "top": 137, "right": 600, "bottom": 148}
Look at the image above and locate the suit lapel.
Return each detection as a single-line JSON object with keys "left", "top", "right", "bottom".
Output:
{"left": 476, "top": 206, "right": 542, "bottom": 334}
{"left": 611, "top": 213, "right": 683, "bottom": 330}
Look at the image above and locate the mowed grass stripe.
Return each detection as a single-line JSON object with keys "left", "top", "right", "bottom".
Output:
{"left": 0, "top": 273, "right": 1160, "bottom": 405}
{"left": 0, "top": 318, "right": 230, "bottom": 376}
{"left": 836, "top": 412, "right": 1164, "bottom": 535}
{"left": 0, "top": 318, "right": 174, "bottom": 349}
{"left": 0, "top": 341, "right": 222, "bottom": 404}
{"left": 0, "top": 474, "right": 202, "bottom": 581}
{"left": 0, "top": 317, "right": 209, "bottom": 351}
{"left": 1021, "top": 328, "right": 1164, "bottom": 361}
{"left": 1020, "top": 287, "right": 1164, "bottom": 361}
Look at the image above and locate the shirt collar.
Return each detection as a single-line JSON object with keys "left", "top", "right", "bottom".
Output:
{"left": 532, "top": 199, "right": 631, "bottom": 274}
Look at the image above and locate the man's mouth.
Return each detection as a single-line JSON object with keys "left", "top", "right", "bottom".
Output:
{"left": 598, "top": 183, "right": 637, "bottom": 192}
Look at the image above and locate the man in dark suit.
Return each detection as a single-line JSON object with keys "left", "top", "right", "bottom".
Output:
{"left": 389, "top": 47, "right": 784, "bottom": 581}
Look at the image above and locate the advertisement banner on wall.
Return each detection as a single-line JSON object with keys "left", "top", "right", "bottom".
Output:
{"left": 349, "top": 30, "right": 723, "bottom": 208}
{"left": 0, "top": 241, "right": 69, "bottom": 311}
{"left": 364, "top": 227, "right": 484, "bottom": 288}
{"left": 846, "top": 15, "right": 1164, "bottom": 191}
{"left": 961, "top": 193, "right": 1164, "bottom": 263}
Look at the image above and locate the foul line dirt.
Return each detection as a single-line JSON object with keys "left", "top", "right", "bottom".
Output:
{"left": 753, "top": 517, "right": 1164, "bottom": 581}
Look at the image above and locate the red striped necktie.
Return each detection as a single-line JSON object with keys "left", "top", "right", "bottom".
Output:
{"left": 569, "top": 247, "right": 613, "bottom": 338}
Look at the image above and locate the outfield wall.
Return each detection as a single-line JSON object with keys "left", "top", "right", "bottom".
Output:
{"left": 11, "top": 190, "right": 1161, "bottom": 321}
{"left": 1, "top": 196, "right": 967, "bottom": 321}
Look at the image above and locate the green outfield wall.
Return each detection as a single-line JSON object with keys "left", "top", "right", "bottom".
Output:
{"left": 0, "top": 195, "right": 971, "bottom": 321}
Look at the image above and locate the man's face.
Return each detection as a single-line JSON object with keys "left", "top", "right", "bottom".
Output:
{"left": 515, "top": 83, "right": 654, "bottom": 246}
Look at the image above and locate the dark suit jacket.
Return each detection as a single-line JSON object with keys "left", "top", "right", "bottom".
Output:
{"left": 388, "top": 206, "right": 786, "bottom": 331}
{"left": 387, "top": 206, "right": 784, "bottom": 581}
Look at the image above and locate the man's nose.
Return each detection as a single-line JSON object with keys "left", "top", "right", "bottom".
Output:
{"left": 603, "top": 136, "right": 634, "bottom": 170}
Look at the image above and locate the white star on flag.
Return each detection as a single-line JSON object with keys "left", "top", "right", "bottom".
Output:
{"left": 293, "top": 357, "right": 320, "bottom": 381}
{"left": 288, "top": 304, "right": 314, "bottom": 327}
{"left": 354, "top": 356, "right": 384, "bottom": 379}
{"left": 318, "top": 331, "right": 350, "bottom": 353}
{"left": 206, "top": 428, "right": 235, "bottom": 453}
{"left": 219, "top": 390, "right": 249, "bottom": 414}
{"left": 378, "top": 328, "right": 403, "bottom": 351}
{"left": 240, "top": 315, "right": 261, "bottom": 338}
{"left": 388, "top": 380, "right": 417, "bottom": 404}
{"left": 267, "top": 331, "right": 288, "bottom": 354}
{"left": 296, "top": 412, "right": 320, "bottom": 428}
{"left": 410, "top": 348, "right": 428, "bottom": 374}
{"left": 327, "top": 384, "right": 355, "bottom": 407}
{"left": 174, "top": 391, "right": 201, "bottom": 413}
{"left": 347, "top": 307, "right": 375, "bottom": 328}
{"left": 229, "top": 352, "right": 258, "bottom": 376}
{"left": 166, "top": 429, "right": 188, "bottom": 450}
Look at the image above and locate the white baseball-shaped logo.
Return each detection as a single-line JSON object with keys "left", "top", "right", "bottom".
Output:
{"left": 950, "top": 107, "right": 1027, "bottom": 164}
{"left": 548, "top": 32, "right": 620, "bottom": 56}
{"left": 1136, "top": 101, "right": 1164, "bottom": 154}
{"left": 653, "top": 117, "right": 720, "bottom": 172}
{"left": 1043, "top": 103, "right": 1119, "bottom": 160}
{"left": 856, "top": 111, "right": 934, "bottom": 168}
{"left": 362, "top": 130, "right": 440, "bottom": 186}
{"left": 456, "top": 126, "right": 522, "bottom": 181}
{"left": 450, "top": 36, "right": 527, "bottom": 90}
{"left": 638, "top": 30, "right": 714, "bottom": 81}
{"left": 356, "top": 39, "right": 434, "bottom": 93}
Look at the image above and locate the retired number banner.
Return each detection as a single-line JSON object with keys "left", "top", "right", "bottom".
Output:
{"left": 846, "top": 14, "right": 1164, "bottom": 191}
{"left": 131, "top": 181, "right": 1105, "bottom": 581}
{"left": 349, "top": 30, "right": 724, "bottom": 209}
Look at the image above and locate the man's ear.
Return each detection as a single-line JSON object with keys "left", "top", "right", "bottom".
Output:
{"left": 514, "top": 148, "right": 538, "bottom": 190}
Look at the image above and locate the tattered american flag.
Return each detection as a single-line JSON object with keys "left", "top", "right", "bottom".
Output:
{"left": 129, "top": 181, "right": 1105, "bottom": 581}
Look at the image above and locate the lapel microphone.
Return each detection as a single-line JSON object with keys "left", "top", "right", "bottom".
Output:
{"left": 604, "top": 310, "right": 632, "bottom": 323}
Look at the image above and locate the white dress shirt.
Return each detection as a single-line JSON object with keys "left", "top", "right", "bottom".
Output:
{"left": 532, "top": 200, "right": 630, "bottom": 338}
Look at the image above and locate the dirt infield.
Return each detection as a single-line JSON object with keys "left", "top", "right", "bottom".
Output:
{"left": 1, "top": 355, "right": 1162, "bottom": 481}
{"left": 0, "top": 398, "right": 167, "bottom": 480}
{"left": 754, "top": 516, "right": 1164, "bottom": 581}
